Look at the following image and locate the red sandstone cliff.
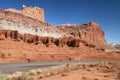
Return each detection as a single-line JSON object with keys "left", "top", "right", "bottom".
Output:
{"left": 0, "top": 6, "right": 119, "bottom": 63}
{"left": 56, "top": 22, "right": 107, "bottom": 48}
{"left": 7, "top": 5, "right": 45, "bottom": 22}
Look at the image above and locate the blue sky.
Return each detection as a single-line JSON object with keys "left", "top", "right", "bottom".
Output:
{"left": 0, "top": 0, "right": 120, "bottom": 44}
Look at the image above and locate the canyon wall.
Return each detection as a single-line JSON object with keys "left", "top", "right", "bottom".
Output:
{"left": 0, "top": 6, "right": 116, "bottom": 63}
{"left": 56, "top": 22, "right": 107, "bottom": 47}
{"left": 0, "top": 30, "right": 80, "bottom": 48}
{"left": 0, "top": 6, "right": 107, "bottom": 48}
{"left": 0, "top": 18, "right": 63, "bottom": 38}
{"left": 0, "top": 9, "right": 63, "bottom": 38}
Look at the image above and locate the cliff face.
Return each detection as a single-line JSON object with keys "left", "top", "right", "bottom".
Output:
{"left": 0, "top": 18, "right": 63, "bottom": 38}
{"left": 56, "top": 22, "right": 107, "bottom": 47}
{"left": 0, "top": 6, "right": 107, "bottom": 48}
{"left": 0, "top": 6, "right": 113, "bottom": 63}
{"left": 22, "top": 5, "right": 45, "bottom": 22}
{"left": 7, "top": 5, "right": 45, "bottom": 22}
{"left": 0, "top": 5, "right": 64, "bottom": 38}
{"left": 0, "top": 30, "right": 80, "bottom": 47}
{"left": 0, "top": 22, "right": 107, "bottom": 48}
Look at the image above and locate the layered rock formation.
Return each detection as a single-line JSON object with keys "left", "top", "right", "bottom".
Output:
{"left": 0, "top": 5, "right": 107, "bottom": 47}
{"left": 0, "top": 6, "right": 118, "bottom": 63}
{"left": 0, "top": 9, "right": 63, "bottom": 38}
{"left": 56, "top": 22, "right": 107, "bottom": 48}
{"left": 0, "top": 30, "right": 80, "bottom": 47}
{"left": 7, "top": 5, "right": 45, "bottom": 22}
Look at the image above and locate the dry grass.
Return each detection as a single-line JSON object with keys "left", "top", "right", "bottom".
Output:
{"left": 5, "top": 62, "right": 116, "bottom": 80}
{"left": 0, "top": 71, "right": 7, "bottom": 80}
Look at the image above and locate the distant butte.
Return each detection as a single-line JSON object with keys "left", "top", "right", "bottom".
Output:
{"left": 0, "top": 5, "right": 119, "bottom": 63}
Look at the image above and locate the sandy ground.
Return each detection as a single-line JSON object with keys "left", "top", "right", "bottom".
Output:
{"left": 0, "top": 39, "right": 120, "bottom": 63}
{"left": 40, "top": 62, "right": 120, "bottom": 80}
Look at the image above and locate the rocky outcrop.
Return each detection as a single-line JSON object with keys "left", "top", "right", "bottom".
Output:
{"left": 22, "top": 5, "right": 45, "bottom": 22}
{"left": 56, "top": 22, "right": 107, "bottom": 48}
{"left": 0, "top": 6, "right": 107, "bottom": 48}
{"left": 0, "top": 6, "right": 115, "bottom": 63}
{"left": 0, "top": 18, "right": 63, "bottom": 38}
{"left": 0, "top": 30, "right": 80, "bottom": 47}
{"left": 7, "top": 5, "right": 45, "bottom": 22}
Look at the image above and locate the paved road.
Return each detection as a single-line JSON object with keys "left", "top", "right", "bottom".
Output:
{"left": 0, "top": 60, "right": 119, "bottom": 74}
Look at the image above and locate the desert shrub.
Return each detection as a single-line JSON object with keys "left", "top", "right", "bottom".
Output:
{"left": 36, "top": 69, "right": 43, "bottom": 74}
{"left": 61, "top": 73, "right": 67, "bottom": 77}
{"left": 94, "top": 78, "right": 99, "bottom": 80}
{"left": 46, "top": 72, "right": 54, "bottom": 76}
{"left": 6, "top": 71, "right": 25, "bottom": 80}
{"left": 104, "top": 75, "right": 108, "bottom": 77}
{"left": 81, "top": 64, "right": 86, "bottom": 69}
{"left": 117, "top": 73, "right": 120, "bottom": 79}
{"left": 65, "top": 64, "right": 69, "bottom": 67}
{"left": 102, "top": 69, "right": 110, "bottom": 73}
{"left": 82, "top": 76, "right": 87, "bottom": 80}
{"left": 86, "top": 69, "right": 91, "bottom": 71}
{"left": 89, "top": 64, "right": 95, "bottom": 67}
{"left": 28, "top": 70, "right": 36, "bottom": 75}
